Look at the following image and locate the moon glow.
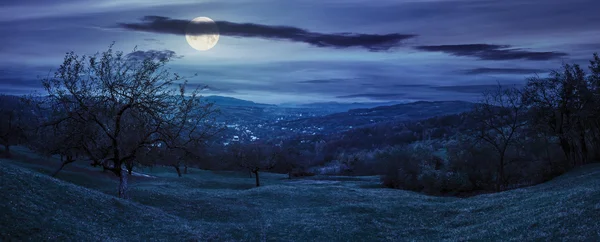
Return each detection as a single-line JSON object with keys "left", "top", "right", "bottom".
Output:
{"left": 185, "top": 17, "right": 219, "bottom": 51}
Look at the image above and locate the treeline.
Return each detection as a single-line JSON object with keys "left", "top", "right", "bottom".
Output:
{"left": 294, "top": 53, "right": 600, "bottom": 195}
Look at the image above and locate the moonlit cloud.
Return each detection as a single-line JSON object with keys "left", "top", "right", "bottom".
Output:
{"left": 461, "top": 68, "right": 548, "bottom": 75}
{"left": 118, "top": 16, "right": 417, "bottom": 51}
{"left": 126, "top": 49, "right": 183, "bottom": 61}
{"left": 414, "top": 44, "right": 568, "bottom": 61}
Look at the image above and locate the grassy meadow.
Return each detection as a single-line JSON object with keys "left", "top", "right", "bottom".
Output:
{"left": 1, "top": 147, "right": 599, "bottom": 241}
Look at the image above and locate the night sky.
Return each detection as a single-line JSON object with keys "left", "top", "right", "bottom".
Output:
{"left": 1, "top": 0, "right": 599, "bottom": 104}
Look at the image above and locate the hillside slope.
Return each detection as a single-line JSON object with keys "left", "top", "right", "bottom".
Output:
{"left": 1, "top": 155, "right": 600, "bottom": 241}
{"left": 0, "top": 160, "right": 218, "bottom": 241}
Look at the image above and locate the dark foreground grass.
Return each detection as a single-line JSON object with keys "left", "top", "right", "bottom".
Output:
{"left": 1, "top": 149, "right": 600, "bottom": 241}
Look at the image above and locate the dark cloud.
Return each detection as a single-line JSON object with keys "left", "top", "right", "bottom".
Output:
{"left": 118, "top": 16, "right": 417, "bottom": 51}
{"left": 337, "top": 93, "right": 406, "bottom": 99}
{"left": 142, "top": 38, "right": 164, "bottom": 45}
{"left": 430, "top": 85, "right": 523, "bottom": 94}
{"left": 0, "top": 77, "right": 42, "bottom": 88}
{"left": 462, "top": 67, "right": 548, "bottom": 75}
{"left": 393, "top": 84, "right": 431, "bottom": 88}
{"left": 297, "top": 79, "right": 346, "bottom": 84}
{"left": 126, "top": 49, "right": 183, "bottom": 61}
{"left": 415, "top": 44, "right": 568, "bottom": 61}
{"left": 0, "top": 0, "right": 58, "bottom": 6}
{"left": 203, "top": 86, "right": 237, "bottom": 94}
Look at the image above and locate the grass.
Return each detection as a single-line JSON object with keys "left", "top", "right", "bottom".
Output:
{"left": 1, "top": 147, "right": 600, "bottom": 241}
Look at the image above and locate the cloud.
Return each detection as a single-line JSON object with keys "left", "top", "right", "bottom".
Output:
{"left": 392, "top": 84, "right": 431, "bottom": 88}
{"left": 337, "top": 93, "right": 406, "bottom": 99}
{"left": 415, "top": 44, "right": 568, "bottom": 61}
{"left": 203, "top": 86, "right": 237, "bottom": 94}
{"left": 430, "top": 84, "right": 523, "bottom": 94}
{"left": 297, "top": 78, "right": 347, "bottom": 84}
{"left": 0, "top": 77, "right": 42, "bottom": 88}
{"left": 143, "top": 38, "right": 164, "bottom": 45}
{"left": 117, "top": 16, "right": 417, "bottom": 51}
{"left": 462, "top": 67, "right": 548, "bottom": 75}
{"left": 126, "top": 49, "right": 183, "bottom": 61}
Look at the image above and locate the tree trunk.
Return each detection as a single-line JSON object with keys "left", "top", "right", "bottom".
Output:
{"left": 559, "top": 137, "right": 572, "bottom": 165}
{"left": 52, "top": 156, "right": 75, "bottom": 177}
{"left": 254, "top": 171, "right": 260, "bottom": 187}
{"left": 543, "top": 135, "right": 552, "bottom": 163}
{"left": 579, "top": 131, "right": 588, "bottom": 165}
{"left": 52, "top": 162, "right": 67, "bottom": 177}
{"left": 498, "top": 165, "right": 504, "bottom": 192}
{"left": 497, "top": 153, "right": 505, "bottom": 192}
{"left": 174, "top": 165, "right": 182, "bottom": 177}
{"left": 590, "top": 125, "right": 600, "bottom": 160}
{"left": 184, "top": 163, "right": 188, "bottom": 174}
{"left": 4, "top": 144, "right": 10, "bottom": 157}
{"left": 118, "top": 168, "right": 128, "bottom": 199}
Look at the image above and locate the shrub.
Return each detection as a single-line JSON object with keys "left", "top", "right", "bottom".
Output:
{"left": 289, "top": 169, "right": 316, "bottom": 178}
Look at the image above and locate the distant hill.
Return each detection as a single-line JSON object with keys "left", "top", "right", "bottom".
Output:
{"left": 274, "top": 100, "right": 476, "bottom": 133}
{"left": 0, "top": 94, "right": 23, "bottom": 109}
{"left": 202, "top": 96, "right": 276, "bottom": 108}
{"left": 280, "top": 101, "right": 410, "bottom": 113}
{"left": 202, "top": 97, "right": 407, "bottom": 115}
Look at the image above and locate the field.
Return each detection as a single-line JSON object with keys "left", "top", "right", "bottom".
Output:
{"left": 1, "top": 147, "right": 600, "bottom": 241}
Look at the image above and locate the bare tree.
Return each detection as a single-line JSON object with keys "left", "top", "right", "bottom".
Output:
{"left": 588, "top": 53, "right": 600, "bottom": 159}
{"left": 30, "top": 113, "right": 87, "bottom": 177}
{"left": 231, "top": 143, "right": 279, "bottom": 187}
{"left": 337, "top": 152, "right": 359, "bottom": 175}
{"left": 523, "top": 62, "right": 595, "bottom": 166}
{"left": 0, "top": 95, "right": 31, "bottom": 157}
{"left": 471, "top": 84, "right": 527, "bottom": 191}
{"left": 39, "top": 44, "right": 221, "bottom": 198}
{"left": 280, "top": 146, "right": 303, "bottom": 179}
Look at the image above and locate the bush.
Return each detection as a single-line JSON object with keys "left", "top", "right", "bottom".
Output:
{"left": 378, "top": 144, "right": 436, "bottom": 192}
{"left": 289, "top": 169, "right": 316, "bottom": 178}
{"left": 376, "top": 138, "right": 494, "bottom": 194}
{"left": 445, "top": 137, "right": 496, "bottom": 191}
{"left": 444, "top": 171, "right": 473, "bottom": 193}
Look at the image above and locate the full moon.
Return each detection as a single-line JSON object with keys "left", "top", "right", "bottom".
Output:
{"left": 185, "top": 17, "right": 219, "bottom": 51}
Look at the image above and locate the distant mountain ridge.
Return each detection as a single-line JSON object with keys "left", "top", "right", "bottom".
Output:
{"left": 202, "top": 96, "right": 276, "bottom": 107}
{"left": 281, "top": 101, "right": 410, "bottom": 112}
{"left": 203, "top": 95, "right": 411, "bottom": 112}
{"left": 273, "top": 100, "right": 476, "bottom": 133}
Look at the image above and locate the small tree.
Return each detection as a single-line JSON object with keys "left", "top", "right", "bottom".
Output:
{"left": 231, "top": 143, "right": 278, "bottom": 187}
{"left": 523, "top": 60, "right": 596, "bottom": 166}
{"left": 471, "top": 84, "right": 527, "bottom": 191}
{"left": 337, "top": 152, "right": 359, "bottom": 175}
{"left": 0, "top": 95, "right": 31, "bottom": 157}
{"left": 30, "top": 115, "right": 87, "bottom": 176}
{"left": 39, "top": 44, "right": 220, "bottom": 198}
{"left": 275, "top": 145, "right": 304, "bottom": 179}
